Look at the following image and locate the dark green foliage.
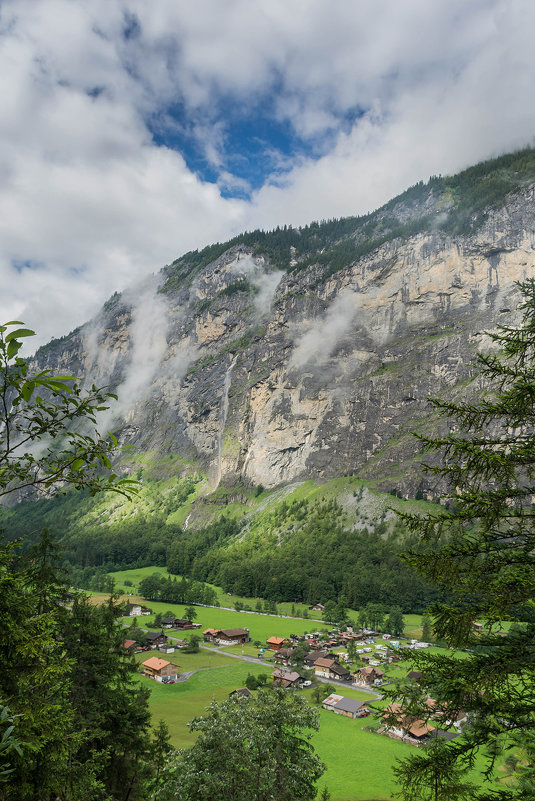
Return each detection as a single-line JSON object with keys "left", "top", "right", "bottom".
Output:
{"left": 157, "top": 688, "right": 325, "bottom": 801}
{"left": 387, "top": 606, "right": 405, "bottom": 636}
{"left": 0, "top": 534, "right": 154, "bottom": 800}
{"left": 169, "top": 500, "right": 440, "bottom": 611}
{"left": 139, "top": 572, "right": 217, "bottom": 605}
{"left": 392, "top": 279, "right": 535, "bottom": 799}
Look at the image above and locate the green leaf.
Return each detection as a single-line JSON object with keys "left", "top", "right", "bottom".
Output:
{"left": 109, "top": 432, "right": 117, "bottom": 447}
{"left": 71, "top": 459, "right": 84, "bottom": 471}
{"left": 3, "top": 320, "right": 25, "bottom": 325}
{"left": 21, "top": 381, "right": 35, "bottom": 402}
{"left": 6, "top": 340, "right": 22, "bottom": 359}
{"left": 5, "top": 328, "right": 35, "bottom": 342}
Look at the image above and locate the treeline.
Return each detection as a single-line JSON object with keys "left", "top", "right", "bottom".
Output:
{"left": 138, "top": 573, "right": 218, "bottom": 606}
{"left": 3, "top": 488, "right": 441, "bottom": 612}
{"left": 159, "top": 146, "right": 535, "bottom": 292}
{"left": 166, "top": 501, "right": 441, "bottom": 612}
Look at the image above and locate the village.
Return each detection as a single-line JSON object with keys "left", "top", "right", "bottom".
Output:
{"left": 121, "top": 598, "right": 467, "bottom": 749}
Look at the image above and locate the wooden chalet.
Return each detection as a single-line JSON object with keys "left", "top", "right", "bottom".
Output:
{"left": 383, "top": 702, "right": 435, "bottom": 742}
{"left": 266, "top": 636, "right": 288, "bottom": 651}
{"left": 141, "top": 657, "right": 179, "bottom": 682}
{"left": 274, "top": 647, "right": 294, "bottom": 666}
{"left": 354, "top": 666, "right": 384, "bottom": 686}
{"left": 203, "top": 628, "right": 250, "bottom": 645}
{"left": 271, "top": 669, "right": 303, "bottom": 689}
{"left": 145, "top": 631, "right": 168, "bottom": 649}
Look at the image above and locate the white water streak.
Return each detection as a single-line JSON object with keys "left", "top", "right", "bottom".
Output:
{"left": 214, "top": 355, "right": 238, "bottom": 489}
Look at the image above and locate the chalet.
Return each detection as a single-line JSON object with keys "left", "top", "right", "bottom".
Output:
{"left": 271, "top": 669, "right": 303, "bottom": 689}
{"left": 354, "top": 666, "right": 384, "bottom": 686}
{"left": 274, "top": 648, "right": 294, "bottom": 666}
{"left": 203, "top": 628, "right": 250, "bottom": 645}
{"left": 314, "top": 658, "right": 352, "bottom": 681}
{"left": 127, "top": 602, "right": 152, "bottom": 616}
{"left": 266, "top": 636, "right": 288, "bottom": 651}
{"left": 309, "top": 603, "right": 325, "bottom": 612}
{"left": 333, "top": 697, "right": 370, "bottom": 719}
{"left": 229, "top": 688, "right": 252, "bottom": 699}
{"left": 383, "top": 702, "right": 435, "bottom": 742}
{"left": 304, "top": 650, "right": 329, "bottom": 667}
{"left": 162, "top": 617, "right": 195, "bottom": 629}
{"left": 141, "top": 657, "right": 179, "bottom": 682}
{"left": 146, "top": 631, "right": 168, "bottom": 649}
{"left": 122, "top": 639, "right": 137, "bottom": 651}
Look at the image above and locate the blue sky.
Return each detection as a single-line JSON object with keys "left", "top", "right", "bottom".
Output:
{"left": 0, "top": 0, "right": 534, "bottom": 345}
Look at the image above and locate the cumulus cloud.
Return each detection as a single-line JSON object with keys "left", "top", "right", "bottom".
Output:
{"left": 0, "top": 0, "right": 534, "bottom": 349}
{"left": 290, "top": 292, "right": 359, "bottom": 369}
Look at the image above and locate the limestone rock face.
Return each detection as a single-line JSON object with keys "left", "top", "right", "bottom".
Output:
{"left": 34, "top": 184, "right": 535, "bottom": 496}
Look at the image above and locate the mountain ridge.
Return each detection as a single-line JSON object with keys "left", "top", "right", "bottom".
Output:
{"left": 27, "top": 146, "right": 535, "bottom": 507}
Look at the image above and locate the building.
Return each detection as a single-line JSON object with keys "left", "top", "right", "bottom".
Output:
{"left": 266, "top": 636, "right": 288, "bottom": 651}
{"left": 383, "top": 703, "right": 435, "bottom": 742}
{"left": 141, "top": 657, "right": 179, "bottom": 682}
{"left": 271, "top": 669, "right": 303, "bottom": 689}
{"left": 146, "top": 631, "right": 168, "bottom": 649}
{"left": 332, "top": 697, "right": 370, "bottom": 719}
{"left": 322, "top": 693, "right": 344, "bottom": 711}
{"left": 354, "top": 666, "right": 384, "bottom": 686}
{"left": 274, "top": 647, "right": 294, "bottom": 666}
{"left": 126, "top": 602, "right": 152, "bottom": 616}
{"left": 203, "top": 628, "right": 250, "bottom": 645}
{"left": 314, "top": 658, "right": 351, "bottom": 681}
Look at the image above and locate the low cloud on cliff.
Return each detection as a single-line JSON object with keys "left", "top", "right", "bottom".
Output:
{"left": 290, "top": 292, "right": 359, "bottom": 369}
{"left": 1, "top": 1, "right": 535, "bottom": 347}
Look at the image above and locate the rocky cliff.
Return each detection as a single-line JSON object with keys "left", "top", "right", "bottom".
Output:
{"left": 34, "top": 150, "right": 535, "bottom": 501}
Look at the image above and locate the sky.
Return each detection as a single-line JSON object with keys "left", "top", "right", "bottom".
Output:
{"left": 1, "top": 0, "right": 535, "bottom": 347}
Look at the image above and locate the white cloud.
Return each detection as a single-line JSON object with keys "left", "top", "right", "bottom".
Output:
{"left": 0, "top": 0, "right": 534, "bottom": 348}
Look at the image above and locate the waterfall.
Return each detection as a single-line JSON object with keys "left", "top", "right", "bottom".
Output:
{"left": 214, "top": 355, "right": 238, "bottom": 489}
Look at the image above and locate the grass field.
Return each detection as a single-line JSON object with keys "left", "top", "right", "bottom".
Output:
{"left": 121, "top": 601, "right": 332, "bottom": 642}
{"left": 108, "top": 565, "right": 434, "bottom": 638}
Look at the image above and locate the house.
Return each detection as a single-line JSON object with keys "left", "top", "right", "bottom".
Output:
{"left": 271, "top": 669, "right": 303, "bottom": 689}
{"left": 122, "top": 639, "right": 137, "bottom": 651}
{"left": 266, "top": 636, "right": 288, "bottom": 651}
{"left": 126, "top": 602, "right": 152, "bottom": 616}
{"left": 383, "top": 702, "right": 435, "bottom": 742}
{"left": 304, "top": 650, "right": 329, "bottom": 668}
{"left": 314, "top": 658, "right": 351, "bottom": 681}
{"left": 146, "top": 631, "right": 168, "bottom": 649}
{"left": 274, "top": 647, "right": 294, "bottom": 666}
{"left": 162, "top": 617, "right": 195, "bottom": 629}
{"left": 141, "top": 657, "right": 179, "bottom": 682}
{"left": 229, "top": 688, "right": 252, "bottom": 699}
{"left": 333, "top": 697, "right": 370, "bottom": 719}
{"left": 203, "top": 628, "right": 250, "bottom": 645}
{"left": 309, "top": 603, "right": 325, "bottom": 612}
{"left": 354, "top": 666, "right": 384, "bottom": 686}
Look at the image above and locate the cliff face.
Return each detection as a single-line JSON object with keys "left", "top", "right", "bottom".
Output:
{"left": 34, "top": 175, "right": 535, "bottom": 499}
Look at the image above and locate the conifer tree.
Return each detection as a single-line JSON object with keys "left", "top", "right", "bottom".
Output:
{"left": 393, "top": 279, "right": 535, "bottom": 799}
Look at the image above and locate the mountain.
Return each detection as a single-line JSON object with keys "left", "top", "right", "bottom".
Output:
{"left": 33, "top": 148, "right": 535, "bottom": 506}
{"left": 4, "top": 146, "right": 535, "bottom": 603}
